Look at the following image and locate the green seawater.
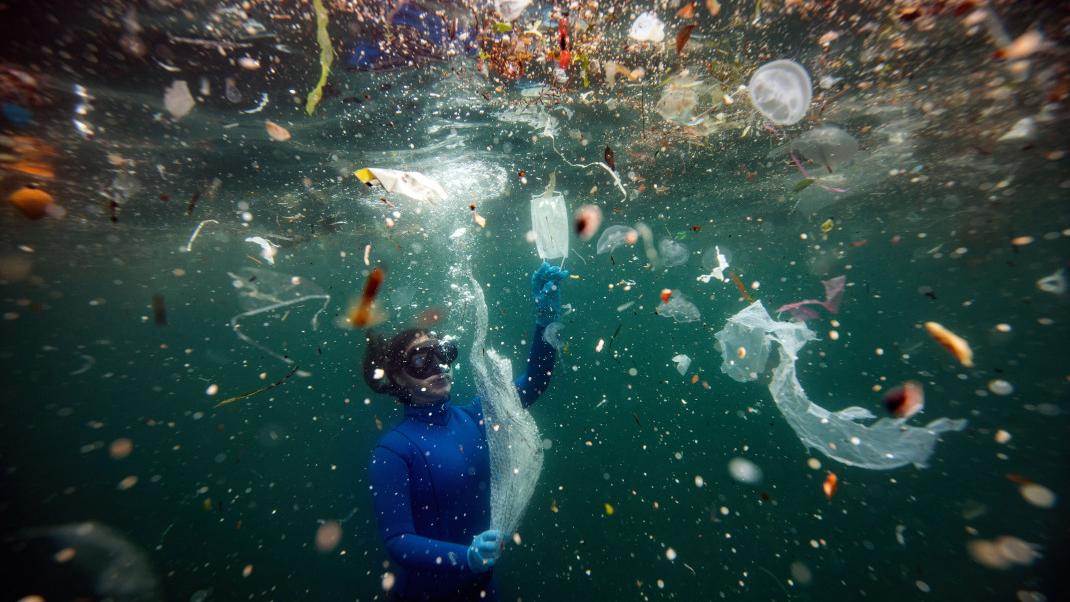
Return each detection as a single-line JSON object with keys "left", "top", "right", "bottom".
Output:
{"left": 1, "top": 2, "right": 1068, "bottom": 601}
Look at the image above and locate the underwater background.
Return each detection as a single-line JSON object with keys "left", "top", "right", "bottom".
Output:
{"left": 1, "top": 1, "right": 1067, "bottom": 601}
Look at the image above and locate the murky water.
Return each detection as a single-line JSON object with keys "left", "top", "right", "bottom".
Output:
{"left": 1, "top": 2, "right": 1067, "bottom": 601}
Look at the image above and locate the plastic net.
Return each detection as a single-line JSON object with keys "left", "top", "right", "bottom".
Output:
{"left": 715, "top": 301, "right": 966, "bottom": 470}
{"left": 467, "top": 272, "right": 544, "bottom": 537}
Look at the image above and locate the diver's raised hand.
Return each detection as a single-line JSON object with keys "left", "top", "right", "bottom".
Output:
{"left": 467, "top": 529, "right": 502, "bottom": 573}
{"left": 532, "top": 261, "right": 570, "bottom": 326}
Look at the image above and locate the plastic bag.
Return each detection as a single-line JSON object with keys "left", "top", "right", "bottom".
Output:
{"left": 355, "top": 167, "right": 447, "bottom": 204}
{"left": 530, "top": 172, "right": 569, "bottom": 260}
{"left": 628, "top": 12, "right": 666, "bottom": 43}
{"left": 715, "top": 301, "right": 966, "bottom": 470}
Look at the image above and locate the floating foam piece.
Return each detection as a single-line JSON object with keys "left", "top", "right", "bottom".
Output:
{"left": 715, "top": 301, "right": 966, "bottom": 470}
{"left": 748, "top": 59, "right": 812, "bottom": 125}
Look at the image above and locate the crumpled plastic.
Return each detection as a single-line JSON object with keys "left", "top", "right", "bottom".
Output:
{"left": 715, "top": 301, "right": 966, "bottom": 470}
{"left": 355, "top": 167, "right": 447, "bottom": 204}
{"left": 628, "top": 12, "right": 666, "bottom": 43}
{"left": 775, "top": 275, "right": 846, "bottom": 321}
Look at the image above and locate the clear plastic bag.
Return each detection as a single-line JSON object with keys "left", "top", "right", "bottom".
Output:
{"left": 715, "top": 301, "right": 966, "bottom": 469}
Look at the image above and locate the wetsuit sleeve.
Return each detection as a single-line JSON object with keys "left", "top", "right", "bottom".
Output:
{"left": 514, "top": 323, "right": 556, "bottom": 408}
{"left": 369, "top": 445, "right": 474, "bottom": 574}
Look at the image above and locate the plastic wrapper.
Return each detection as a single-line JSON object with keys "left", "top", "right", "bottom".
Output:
{"left": 715, "top": 301, "right": 966, "bottom": 470}
{"left": 656, "top": 291, "right": 701, "bottom": 323}
{"left": 355, "top": 167, "right": 447, "bottom": 204}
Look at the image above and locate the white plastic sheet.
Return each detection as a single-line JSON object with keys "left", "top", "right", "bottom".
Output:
{"left": 628, "top": 12, "right": 666, "bottom": 43}
{"left": 357, "top": 167, "right": 447, "bottom": 204}
{"left": 715, "top": 301, "right": 966, "bottom": 470}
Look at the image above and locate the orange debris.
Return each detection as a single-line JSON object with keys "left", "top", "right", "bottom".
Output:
{"left": 8, "top": 186, "right": 54, "bottom": 219}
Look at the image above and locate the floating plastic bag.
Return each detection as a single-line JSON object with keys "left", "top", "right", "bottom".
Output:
{"left": 791, "top": 126, "right": 858, "bottom": 173}
{"left": 697, "top": 245, "right": 729, "bottom": 283}
{"left": 658, "top": 239, "right": 689, "bottom": 267}
{"left": 748, "top": 59, "right": 812, "bottom": 126}
{"left": 715, "top": 301, "right": 966, "bottom": 470}
{"left": 656, "top": 291, "right": 701, "bottom": 323}
{"left": 596, "top": 225, "right": 638, "bottom": 254}
{"left": 775, "top": 275, "right": 846, "bottom": 321}
{"left": 628, "top": 12, "right": 666, "bottom": 43}
{"left": 468, "top": 273, "right": 543, "bottom": 537}
{"left": 530, "top": 172, "right": 569, "bottom": 260}
{"left": 672, "top": 353, "right": 691, "bottom": 375}
{"left": 355, "top": 167, "right": 447, "bottom": 204}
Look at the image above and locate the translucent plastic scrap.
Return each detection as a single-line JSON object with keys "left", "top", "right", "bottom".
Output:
{"left": 495, "top": 0, "right": 531, "bottom": 20}
{"left": 596, "top": 225, "right": 638, "bottom": 254}
{"left": 542, "top": 321, "right": 565, "bottom": 351}
{"left": 656, "top": 291, "right": 701, "bottom": 323}
{"left": 697, "top": 245, "right": 729, "bottom": 283}
{"left": 775, "top": 275, "right": 846, "bottom": 321}
{"left": 747, "top": 59, "right": 812, "bottom": 125}
{"left": 715, "top": 301, "right": 966, "bottom": 470}
{"left": 628, "top": 12, "right": 666, "bottom": 43}
{"left": 672, "top": 353, "right": 691, "bottom": 375}
{"left": 658, "top": 238, "right": 689, "bottom": 267}
{"left": 791, "top": 126, "right": 858, "bottom": 173}
{"left": 355, "top": 167, "right": 447, "bottom": 204}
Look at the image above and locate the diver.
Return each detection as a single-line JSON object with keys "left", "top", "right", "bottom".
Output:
{"left": 363, "top": 261, "right": 569, "bottom": 601}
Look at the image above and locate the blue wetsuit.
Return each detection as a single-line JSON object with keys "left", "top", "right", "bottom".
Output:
{"left": 369, "top": 324, "right": 555, "bottom": 601}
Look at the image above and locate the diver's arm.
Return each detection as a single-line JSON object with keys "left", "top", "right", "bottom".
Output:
{"left": 369, "top": 446, "right": 476, "bottom": 574}
{"left": 514, "top": 323, "right": 555, "bottom": 408}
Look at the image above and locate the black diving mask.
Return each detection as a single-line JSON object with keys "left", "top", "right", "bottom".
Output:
{"left": 402, "top": 339, "right": 458, "bottom": 379}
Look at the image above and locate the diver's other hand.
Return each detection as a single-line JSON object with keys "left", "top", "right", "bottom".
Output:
{"left": 532, "top": 261, "right": 570, "bottom": 327}
{"left": 467, "top": 529, "right": 502, "bottom": 573}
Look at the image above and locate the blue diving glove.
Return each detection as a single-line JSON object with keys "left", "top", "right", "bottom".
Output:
{"left": 467, "top": 529, "right": 502, "bottom": 573}
{"left": 532, "top": 261, "right": 570, "bottom": 327}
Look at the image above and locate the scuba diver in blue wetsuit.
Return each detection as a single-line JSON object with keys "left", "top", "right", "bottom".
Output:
{"left": 363, "top": 261, "right": 569, "bottom": 601}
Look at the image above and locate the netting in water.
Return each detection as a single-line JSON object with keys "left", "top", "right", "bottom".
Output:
{"left": 466, "top": 272, "right": 544, "bottom": 538}
{"left": 715, "top": 301, "right": 966, "bottom": 470}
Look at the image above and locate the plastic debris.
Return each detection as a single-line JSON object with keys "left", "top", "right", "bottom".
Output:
{"left": 229, "top": 268, "right": 331, "bottom": 365}
{"left": 1036, "top": 268, "right": 1066, "bottom": 294}
{"left": 997, "top": 117, "right": 1036, "bottom": 143}
{"left": 495, "top": 0, "right": 531, "bottom": 21}
{"left": 656, "top": 291, "right": 700, "bottom": 323}
{"left": 245, "top": 236, "right": 278, "bottom": 265}
{"left": 697, "top": 246, "right": 730, "bottom": 283}
{"left": 530, "top": 172, "right": 569, "bottom": 260}
{"left": 747, "top": 60, "right": 812, "bottom": 125}
{"left": 355, "top": 168, "right": 447, "bottom": 204}
{"left": 715, "top": 301, "right": 966, "bottom": 469}
{"left": 163, "top": 80, "right": 195, "bottom": 119}
{"left": 672, "top": 353, "right": 691, "bottom": 375}
{"left": 542, "top": 321, "right": 565, "bottom": 350}
{"left": 305, "top": 0, "right": 334, "bottom": 115}
{"left": 775, "top": 275, "right": 846, "bottom": 321}
{"left": 791, "top": 126, "right": 858, "bottom": 173}
{"left": 628, "top": 12, "right": 666, "bottom": 43}
{"left": 596, "top": 225, "right": 639, "bottom": 254}
{"left": 658, "top": 239, "right": 689, "bottom": 268}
